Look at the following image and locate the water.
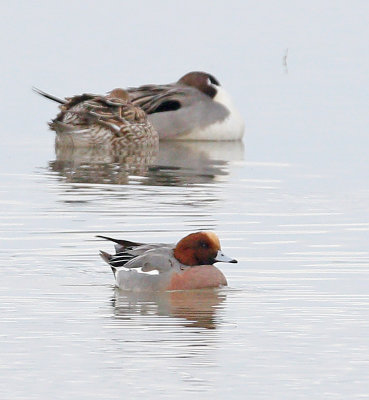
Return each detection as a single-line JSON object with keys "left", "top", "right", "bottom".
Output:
{"left": 1, "top": 1, "right": 369, "bottom": 399}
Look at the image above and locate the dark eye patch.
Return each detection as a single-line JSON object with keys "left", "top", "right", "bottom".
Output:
{"left": 200, "top": 242, "right": 209, "bottom": 248}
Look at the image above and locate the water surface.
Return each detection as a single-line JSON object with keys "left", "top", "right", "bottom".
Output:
{"left": 1, "top": 1, "right": 369, "bottom": 399}
{"left": 1, "top": 136, "right": 368, "bottom": 399}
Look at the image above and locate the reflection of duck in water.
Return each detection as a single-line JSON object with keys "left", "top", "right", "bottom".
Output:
{"left": 144, "top": 140, "right": 245, "bottom": 186}
{"left": 113, "top": 288, "right": 227, "bottom": 329}
{"left": 34, "top": 87, "right": 158, "bottom": 148}
{"left": 49, "top": 144, "right": 158, "bottom": 184}
{"left": 98, "top": 231, "right": 237, "bottom": 291}
{"left": 48, "top": 141, "right": 244, "bottom": 186}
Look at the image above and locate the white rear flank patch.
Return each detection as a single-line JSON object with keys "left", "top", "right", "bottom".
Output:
{"left": 176, "top": 86, "right": 245, "bottom": 141}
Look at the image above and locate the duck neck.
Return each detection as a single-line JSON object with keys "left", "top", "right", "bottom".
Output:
{"left": 173, "top": 247, "right": 198, "bottom": 266}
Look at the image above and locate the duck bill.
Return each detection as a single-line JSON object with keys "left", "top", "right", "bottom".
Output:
{"left": 214, "top": 250, "right": 237, "bottom": 263}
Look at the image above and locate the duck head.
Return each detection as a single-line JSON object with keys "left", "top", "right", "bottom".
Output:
{"left": 173, "top": 231, "right": 237, "bottom": 266}
{"left": 107, "top": 88, "right": 131, "bottom": 103}
{"left": 178, "top": 71, "right": 220, "bottom": 99}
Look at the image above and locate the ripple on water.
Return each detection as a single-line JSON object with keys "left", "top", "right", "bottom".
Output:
{"left": 1, "top": 139, "right": 369, "bottom": 399}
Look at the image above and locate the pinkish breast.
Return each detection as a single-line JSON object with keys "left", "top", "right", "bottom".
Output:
{"left": 167, "top": 265, "right": 227, "bottom": 290}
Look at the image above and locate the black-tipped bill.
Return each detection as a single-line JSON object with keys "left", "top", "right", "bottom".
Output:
{"left": 214, "top": 250, "right": 237, "bottom": 263}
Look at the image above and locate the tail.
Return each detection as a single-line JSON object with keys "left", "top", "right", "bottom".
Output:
{"left": 32, "top": 87, "right": 66, "bottom": 104}
{"left": 99, "top": 250, "right": 117, "bottom": 277}
{"left": 96, "top": 235, "right": 142, "bottom": 248}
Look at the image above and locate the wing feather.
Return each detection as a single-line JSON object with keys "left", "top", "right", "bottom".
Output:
{"left": 99, "top": 238, "right": 176, "bottom": 272}
{"left": 128, "top": 84, "right": 189, "bottom": 114}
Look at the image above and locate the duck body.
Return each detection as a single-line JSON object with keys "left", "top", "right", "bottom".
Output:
{"left": 113, "top": 265, "right": 227, "bottom": 291}
{"left": 98, "top": 231, "right": 237, "bottom": 292}
{"left": 127, "top": 71, "right": 245, "bottom": 141}
{"left": 35, "top": 88, "right": 158, "bottom": 148}
{"left": 35, "top": 71, "right": 244, "bottom": 142}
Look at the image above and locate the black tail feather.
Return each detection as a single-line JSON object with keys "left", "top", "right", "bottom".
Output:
{"left": 32, "top": 87, "right": 66, "bottom": 104}
{"left": 96, "top": 235, "right": 142, "bottom": 248}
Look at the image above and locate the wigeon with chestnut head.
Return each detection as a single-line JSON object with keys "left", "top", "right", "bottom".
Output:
{"left": 98, "top": 231, "right": 237, "bottom": 291}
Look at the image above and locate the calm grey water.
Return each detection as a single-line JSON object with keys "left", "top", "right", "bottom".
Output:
{"left": 1, "top": 1, "right": 369, "bottom": 399}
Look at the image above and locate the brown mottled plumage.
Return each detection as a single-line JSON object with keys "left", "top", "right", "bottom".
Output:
{"left": 35, "top": 88, "right": 158, "bottom": 148}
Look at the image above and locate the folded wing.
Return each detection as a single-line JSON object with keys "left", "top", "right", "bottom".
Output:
{"left": 98, "top": 236, "right": 176, "bottom": 273}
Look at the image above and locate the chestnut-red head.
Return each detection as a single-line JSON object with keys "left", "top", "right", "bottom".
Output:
{"left": 173, "top": 231, "right": 237, "bottom": 266}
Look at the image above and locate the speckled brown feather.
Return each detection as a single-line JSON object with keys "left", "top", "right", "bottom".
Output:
{"left": 49, "top": 89, "right": 158, "bottom": 148}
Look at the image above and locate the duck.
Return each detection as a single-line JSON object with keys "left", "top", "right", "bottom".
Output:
{"left": 127, "top": 71, "right": 245, "bottom": 141}
{"left": 33, "top": 88, "right": 158, "bottom": 148}
{"left": 98, "top": 231, "right": 237, "bottom": 291}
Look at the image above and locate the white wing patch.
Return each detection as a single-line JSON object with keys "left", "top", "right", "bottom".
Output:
{"left": 119, "top": 247, "right": 177, "bottom": 273}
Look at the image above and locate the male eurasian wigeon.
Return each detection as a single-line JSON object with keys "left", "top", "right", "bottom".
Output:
{"left": 98, "top": 231, "right": 237, "bottom": 291}
{"left": 127, "top": 71, "right": 245, "bottom": 141}
{"left": 33, "top": 88, "right": 158, "bottom": 148}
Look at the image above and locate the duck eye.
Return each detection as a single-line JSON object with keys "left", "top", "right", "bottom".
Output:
{"left": 200, "top": 242, "right": 208, "bottom": 248}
